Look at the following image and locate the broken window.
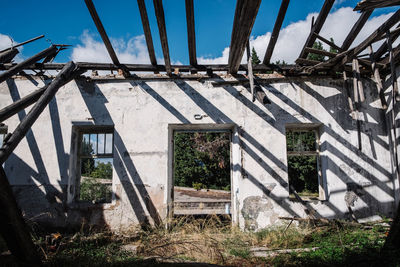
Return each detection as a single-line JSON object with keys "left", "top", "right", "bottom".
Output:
{"left": 78, "top": 130, "right": 113, "bottom": 204}
{"left": 286, "top": 128, "right": 321, "bottom": 200}
{"left": 173, "top": 130, "right": 231, "bottom": 216}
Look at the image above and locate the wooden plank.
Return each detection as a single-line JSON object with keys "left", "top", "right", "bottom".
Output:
{"left": 352, "top": 59, "right": 360, "bottom": 103}
{"left": 368, "top": 45, "right": 388, "bottom": 109}
{"left": 340, "top": 9, "right": 400, "bottom": 66}
{"left": 84, "top": 0, "right": 121, "bottom": 66}
{"left": 185, "top": 0, "right": 197, "bottom": 67}
{"left": 304, "top": 47, "right": 337, "bottom": 58}
{"left": 246, "top": 41, "right": 255, "bottom": 101}
{"left": 355, "top": 59, "right": 365, "bottom": 102}
{"left": 313, "top": 32, "right": 343, "bottom": 52}
{"left": 298, "top": 0, "right": 335, "bottom": 59}
{"left": 0, "top": 45, "right": 58, "bottom": 84}
{"left": 137, "top": 0, "right": 157, "bottom": 67}
{"left": 153, "top": 0, "right": 172, "bottom": 75}
{"left": 0, "top": 61, "right": 77, "bottom": 164}
{"left": 263, "top": 0, "right": 290, "bottom": 64}
{"left": 0, "top": 166, "right": 41, "bottom": 265}
{"left": 343, "top": 71, "right": 356, "bottom": 119}
{"left": 387, "top": 31, "right": 400, "bottom": 101}
{"left": 0, "top": 35, "right": 44, "bottom": 54}
{"left": 341, "top": 10, "right": 373, "bottom": 50}
{"left": 228, "top": 0, "right": 262, "bottom": 74}
{"left": 354, "top": 0, "right": 400, "bottom": 11}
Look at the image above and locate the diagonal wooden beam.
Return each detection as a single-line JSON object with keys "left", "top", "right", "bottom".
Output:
{"left": 84, "top": 0, "right": 121, "bottom": 66}
{"left": 228, "top": 0, "right": 262, "bottom": 74}
{"left": 263, "top": 0, "right": 290, "bottom": 65}
{"left": 153, "top": 0, "right": 172, "bottom": 75}
{"left": 185, "top": 0, "right": 197, "bottom": 67}
{"left": 354, "top": 0, "right": 400, "bottom": 12}
{"left": 298, "top": 0, "right": 335, "bottom": 60}
{"left": 374, "top": 23, "right": 400, "bottom": 60}
{"left": 0, "top": 61, "right": 78, "bottom": 164}
{"left": 137, "top": 0, "right": 157, "bottom": 67}
{"left": 0, "top": 45, "right": 58, "bottom": 84}
{"left": 0, "top": 35, "right": 44, "bottom": 54}
{"left": 0, "top": 49, "right": 19, "bottom": 64}
{"left": 341, "top": 10, "right": 373, "bottom": 50}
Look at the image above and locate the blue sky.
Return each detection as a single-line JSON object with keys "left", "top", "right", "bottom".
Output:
{"left": 0, "top": 0, "right": 398, "bottom": 65}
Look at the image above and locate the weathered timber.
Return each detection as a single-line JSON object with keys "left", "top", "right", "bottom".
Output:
{"left": 352, "top": 59, "right": 360, "bottom": 103}
{"left": 387, "top": 31, "right": 400, "bottom": 101}
{"left": 343, "top": 71, "right": 356, "bottom": 119}
{"left": 355, "top": 59, "right": 365, "bottom": 102}
{"left": 341, "top": 10, "right": 373, "bottom": 50}
{"left": 228, "top": 0, "right": 262, "bottom": 74}
{"left": 313, "top": 32, "right": 343, "bottom": 52}
{"left": 0, "top": 35, "right": 44, "bottom": 54}
{"left": 137, "top": 0, "right": 157, "bottom": 67}
{"left": 0, "top": 45, "right": 58, "bottom": 84}
{"left": 355, "top": 0, "right": 400, "bottom": 11}
{"left": 263, "top": 0, "right": 290, "bottom": 64}
{"left": 296, "top": 58, "right": 322, "bottom": 66}
{"left": 0, "top": 166, "right": 41, "bottom": 265}
{"left": 84, "top": 0, "right": 120, "bottom": 66}
{"left": 185, "top": 0, "right": 197, "bottom": 67}
{"left": 374, "top": 23, "right": 400, "bottom": 60}
{"left": 0, "top": 61, "right": 77, "bottom": 164}
{"left": 368, "top": 45, "right": 388, "bottom": 109}
{"left": 0, "top": 69, "right": 84, "bottom": 123}
{"left": 153, "top": 0, "right": 172, "bottom": 75}
{"left": 304, "top": 47, "right": 337, "bottom": 58}
{"left": 298, "top": 0, "right": 335, "bottom": 59}
{"left": 339, "top": 9, "right": 400, "bottom": 66}
{"left": 246, "top": 42, "right": 255, "bottom": 102}
{"left": 0, "top": 49, "right": 19, "bottom": 63}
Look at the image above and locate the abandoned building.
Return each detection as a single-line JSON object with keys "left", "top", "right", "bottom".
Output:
{"left": 1, "top": 0, "right": 400, "bottom": 237}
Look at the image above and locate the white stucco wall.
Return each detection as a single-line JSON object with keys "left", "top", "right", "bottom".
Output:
{"left": 0, "top": 74, "right": 396, "bottom": 230}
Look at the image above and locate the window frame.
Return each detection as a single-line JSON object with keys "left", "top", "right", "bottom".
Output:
{"left": 285, "top": 124, "right": 325, "bottom": 201}
{"left": 68, "top": 124, "right": 115, "bottom": 205}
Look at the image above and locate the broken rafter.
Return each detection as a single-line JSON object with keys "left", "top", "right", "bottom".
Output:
{"left": 354, "top": 0, "right": 400, "bottom": 11}
{"left": 0, "top": 62, "right": 78, "bottom": 164}
{"left": 341, "top": 10, "right": 373, "bottom": 51}
{"left": 0, "top": 49, "right": 19, "bottom": 63}
{"left": 368, "top": 45, "right": 388, "bottom": 109}
{"left": 0, "top": 45, "right": 58, "bottom": 84}
{"left": 374, "top": 23, "right": 400, "bottom": 60}
{"left": 84, "top": 0, "right": 129, "bottom": 77}
{"left": 137, "top": 0, "right": 157, "bottom": 67}
{"left": 263, "top": 0, "right": 290, "bottom": 65}
{"left": 297, "top": 0, "right": 335, "bottom": 60}
{"left": 228, "top": 0, "right": 262, "bottom": 74}
{"left": 185, "top": 0, "right": 197, "bottom": 67}
{"left": 0, "top": 35, "right": 44, "bottom": 54}
{"left": 153, "top": 0, "right": 172, "bottom": 75}
{"left": 313, "top": 32, "right": 343, "bottom": 52}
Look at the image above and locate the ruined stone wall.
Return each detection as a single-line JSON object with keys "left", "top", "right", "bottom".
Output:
{"left": 0, "top": 75, "right": 397, "bottom": 231}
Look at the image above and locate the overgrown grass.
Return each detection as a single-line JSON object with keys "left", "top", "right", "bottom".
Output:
{"left": 1, "top": 216, "right": 399, "bottom": 266}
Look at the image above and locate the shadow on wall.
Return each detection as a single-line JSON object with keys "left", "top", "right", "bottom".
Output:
{"left": 2, "top": 71, "right": 398, "bottom": 229}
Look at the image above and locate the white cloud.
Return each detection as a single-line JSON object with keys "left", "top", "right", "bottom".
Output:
{"left": 198, "top": 7, "right": 394, "bottom": 64}
{"left": 0, "top": 33, "right": 13, "bottom": 50}
{"left": 71, "top": 30, "right": 153, "bottom": 64}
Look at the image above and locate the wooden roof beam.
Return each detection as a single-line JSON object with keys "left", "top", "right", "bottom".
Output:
{"left": 374, "top": 23, "right": 400, "bottom": 60}
{"left": 137, "top": 0, "right": 157, "bottom": 67}
{"left": 84, "top": 0, "right": 129, "bottom": 77}
{"left": 185, "top": 0, "right": 197, "bottom": 67}
{"left": 228, "top": 0, "right": 262, "bottom": 74}
{"left": 297, "top": 0, "right": 335, "bottom": 60}
{"left": 153, "top": 0, "right": 172, "bottom": 75}
{"left": 341, "top": 10, "right": 373, "bottom": 50}
{"left": 263, "top": 0, "right": 290, "bottom": 65}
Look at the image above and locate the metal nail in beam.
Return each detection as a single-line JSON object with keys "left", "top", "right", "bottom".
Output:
{"left": 185, "top": 0, "right": 197, "bottom": 68}
{"left": 228, "top": 0, "right": 262, "bottom": 74}
{"left": 153, "top": 0, "right": 172, "bottom": 75}
{"left": 263, "top": 0, "right": 290, "bottom": 65}
{"left": 0, "top": 61, "right": 77, "bottom": 164}
{"left": 297, "top": 0, "right": 335, "bottom": 60}
{"left": 0, "top": 45, "right": 58, "bottom": 84}
{"left": 137, "top": 0, "right": 157, "bottom": 68}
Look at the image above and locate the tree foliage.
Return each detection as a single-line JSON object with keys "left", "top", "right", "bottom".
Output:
{"left": 174, "top": 132, "right": 230, "bottom": 191}
{"left": 251, "top": 47, "right": 261, "bottom": 65}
